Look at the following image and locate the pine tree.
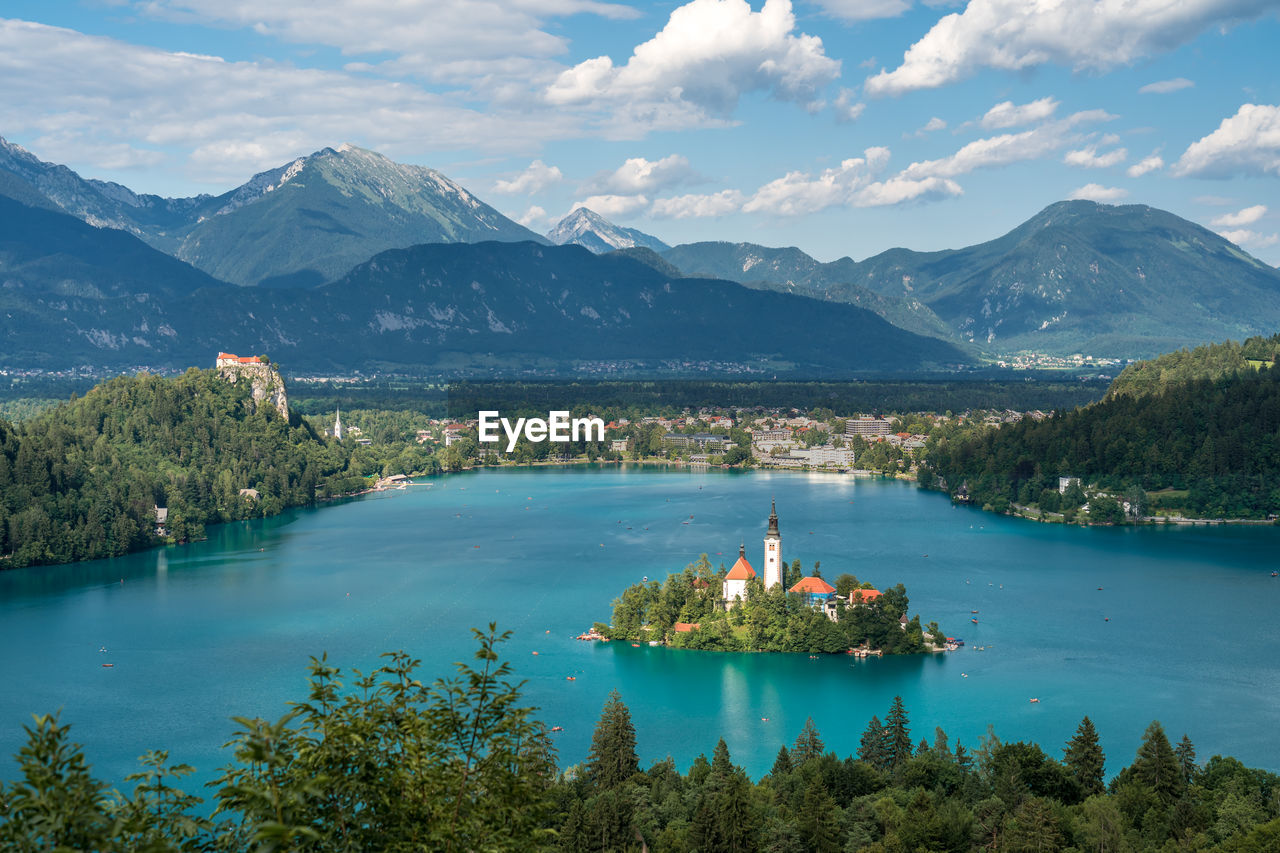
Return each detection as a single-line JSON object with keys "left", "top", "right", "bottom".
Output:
{"left": 954, "top": 741, "right": 972, "bottom": 773}
{"left": 884, "top": 696, "right": 913, "bottom": 771}
{"left": 1174, "top": 734, "right": 1198, "bottom": 786}
{"left": 796, "top": 775, "right": 841, "bottom": 853}
{"left": 858, "top": 715, "right": 887, "bottom": 770}
{"left": 792, "top": 718, "right": 824, "bottom": 765}
{"left": 1063, "top": 715, "right": 1106, "bottom": 797}
{"left": 916, "top": 737, "right": 931, "bottom": 756}
{"left": 585, "top": 689, "right": 639, "bottom": 790}
{"left": 933, "top": 726, "right": 952, "bottom": 760}
{"left": 1133, "top": 720, "right": 1183, "bottom": 802}
{"left": 770, "top": 745, "right": 793, "bottom": 777}
{"left": 711, "top": 738, "right": 733, "bottom": 780}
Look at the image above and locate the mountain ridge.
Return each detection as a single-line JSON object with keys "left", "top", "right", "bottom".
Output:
{"left": 546, "top": 207, "right": 670, "bottom": 254}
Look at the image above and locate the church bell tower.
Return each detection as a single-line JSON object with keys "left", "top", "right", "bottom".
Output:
{"left": 763, "top": 499, "right": 782, "bottom": 589}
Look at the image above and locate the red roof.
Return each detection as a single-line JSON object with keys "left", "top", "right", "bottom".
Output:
{"left": 217, "top": 352, "right": 261, "bottom": 364}
{"left": 725, "top": 555, "right": 756, "bottom": 580}
{"left": 673, "top": 622, "right": 700, "bottom": 632}
{"left": 850, "top": 588, "right": 882, "bottom": 603}
{"left": 789, "top": 576, "right": 835, "bottom": 595}
{"left": 691, "top": 577, "right": 711, "bottom": 589}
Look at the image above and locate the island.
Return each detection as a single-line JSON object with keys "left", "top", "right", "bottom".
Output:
{"left": 595, "top": 502, "right": 949, "bottom": 655}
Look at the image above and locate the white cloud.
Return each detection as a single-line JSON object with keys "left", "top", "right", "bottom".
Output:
{"left": 1172, "top": 103, "right": 1280, "bottom": 178}
{"left": 585, "top": 154, "right": 696, "bottom": 194}
{"left": 1126, "top": 153, "right": 1164, "bottom": 177}
{"left": 1068, "top": 183, "right": 1129, "bottom": 201}
{"left": 907, "top": 116, "right": 947, "bottom": 137}
{"left": 517, "top": 205, "right": 548, "bottom": 227}
{"left": 853, "top": 174, "right": 963, "bottom": 206}
{"left": 1063, "top": 146, "right": 1128, "bottom": 168}
{"left": 493, "top": 160, "right": 563, "bottom": 194}
{"left": 1217, "top": 228, "right": 1279, "bottom": 248}
{"left": 981, "top": 97, "right": 1058, "bottom": 129}
{"left": 138, "top": 0, "right": 638, "bottom": 85}
{"left": 864, "top": 0, "right": 1276, "bottom": 96}
{"left": 1211, "top": 204, "right": 1267, "bottom": 227}
{"left": 650, "top": 147, "right": 962, "bottom": 218}
{"left": 834, "top": 89, "right": 866, "bottom": 122}
{"left": 545, "top": 0, "right": 840, "bottom": 127}
{"left": 903, "top": 110, "right": 1115, "bottom": 180}
{"left": 0, "top": 19, "right": 576, "bottom": 187}
{"left": 743, "top": 149, "right": 893, "bottom": 215}
{"left": 650, "top": 189, "right": 747, "bottom": 218}
{"left": 810, "top": 0, "right": 912, "bottom": 21}
{"left": 1139, "top": 77, "right": 1194, "bottom": 94}
{"left": 573, "top": 193, "right": 651, "bottom": 218}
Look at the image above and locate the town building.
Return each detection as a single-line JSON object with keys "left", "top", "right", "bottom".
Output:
{"left": 665, "top": 432, "right": 730, "bottom": 452}
{"left": 846, "top": 416, "right": 894, "bottom": 437}
{"left": 789, "top": 575, "right": 835, "bottom": 607}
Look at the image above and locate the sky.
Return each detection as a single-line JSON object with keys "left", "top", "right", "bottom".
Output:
{"left": 2, "top": 0, "right": 1280, "bottom": 264}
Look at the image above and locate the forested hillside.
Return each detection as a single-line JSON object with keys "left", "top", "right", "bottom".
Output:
{"left": 0, "top": 369, "right": 371, "bottom": 568}
{"left": 1106, "top": 334, "right": 1280, "bottom": 399}
{"left": 920, "top": 342, "right": 1280, "bottom": 519}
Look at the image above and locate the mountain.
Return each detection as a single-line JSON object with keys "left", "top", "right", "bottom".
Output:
{"left": 168, "top": 145, "right": 548, "bottom": 287}
{"left": 0, "top": 196, "right": 232, "bottom": 367}
{"left": 0, "top": 234, "right": 970, "bottom": 374}
{"left": 842, "top": 201, "right": 1280, "bottom": 358}
{"left": 0, "top": 136, "right": 212, "bottom": 233}
{"left": 547, "top": 207, "right": 670, "bottom": 254}
{"left": 0, "top": 139, "right": 547, "bottom": 287}
{"left": 663, "top": 203, "right": 1280, "bottom": 359}
{"left": 661, "top": 241, "right": 962, "bottom": 346}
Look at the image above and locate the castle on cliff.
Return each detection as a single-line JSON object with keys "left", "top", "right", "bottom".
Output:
{"left": 214, "top": 352, "right": 289, "bottom": 420}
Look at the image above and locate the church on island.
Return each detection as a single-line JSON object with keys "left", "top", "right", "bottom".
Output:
{"left": 723, "top": 501, "right": 838, "bottom": 612}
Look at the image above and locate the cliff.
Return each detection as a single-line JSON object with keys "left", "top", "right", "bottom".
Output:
{"left": 216, "top": 356, "right": 289, "bottom": 420}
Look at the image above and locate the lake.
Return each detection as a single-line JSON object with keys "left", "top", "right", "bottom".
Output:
{"left": 1, "top": 465, "right": 1278, "bottom": 788}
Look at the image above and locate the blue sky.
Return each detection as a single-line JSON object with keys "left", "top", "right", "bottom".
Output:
{"left": 2, "top": 0, "right": 1279, "bottom": 264}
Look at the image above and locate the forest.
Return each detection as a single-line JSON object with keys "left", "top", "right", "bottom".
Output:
{"left": 0, "top": 369, "right": 438, "bottom": 569}
{"left": 919, "top": 352, "right": 1280, "bottom": 520}
{"left": 2, "top": 626, "right": 1278, "bottom": 852}
{"left": 603, "top": 557, "right": 942, "bottom": 656}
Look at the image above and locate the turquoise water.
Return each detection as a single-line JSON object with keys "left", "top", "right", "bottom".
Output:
{"left": 2, "top": 466, "right": 1278, "bottom": 788}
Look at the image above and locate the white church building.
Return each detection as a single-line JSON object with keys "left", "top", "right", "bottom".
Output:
{"left": 724, "top": 501, "right": 784, "bottom": 608}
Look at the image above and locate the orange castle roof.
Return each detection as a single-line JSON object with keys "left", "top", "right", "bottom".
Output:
{"left": 217, "top": 352, "right": 262, "bottom": 364}
{"left": 725, "top": 554, "right": 756, "bottom": 580}
{"left": 789, "top": 576, "right": 835, "bottom": 595}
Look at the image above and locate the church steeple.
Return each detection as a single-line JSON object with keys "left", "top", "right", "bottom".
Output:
{"left": 763, "top": 499, "right": 782, "bottom": 589}
{"left": 334, "top": 406, "right": 343, "bottom": 441}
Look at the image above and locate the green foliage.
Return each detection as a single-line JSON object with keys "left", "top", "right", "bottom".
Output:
{"left": 585, "top": 690, "right": 640, "bottom": 791}
{"left": 923, "top": 360, "right": 1280, "bottom": 520}
{"left": 6, "top": 654, "right": 1280, "bottom": 853}
{"left": 0, "top": 625, "right": 556, "bottom": 851}
{"left": 1063, "top": 716, "right": 1106, "bottom": 798}
{"left": 0, "top": 370, "right": 447, "bottom": 570}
